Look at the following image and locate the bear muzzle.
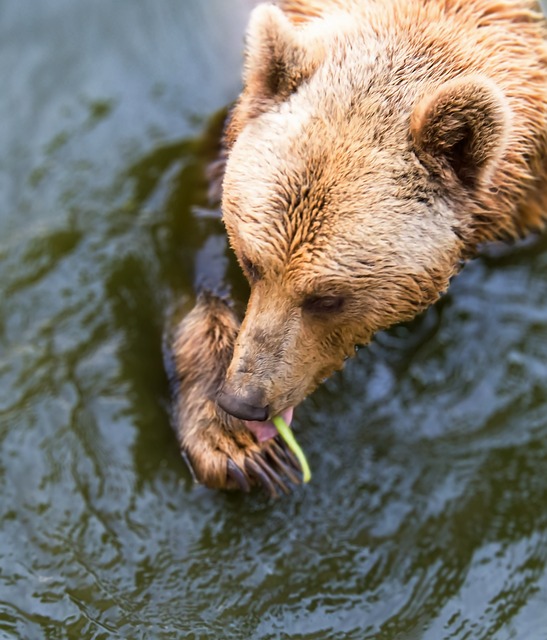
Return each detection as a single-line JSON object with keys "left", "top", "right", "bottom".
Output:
{"left": 217, "top": 385, "right": 270, "bottom": 422}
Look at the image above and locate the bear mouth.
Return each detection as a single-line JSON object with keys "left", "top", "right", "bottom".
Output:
{"left": 244, "top": 406, "right": 294, "bottom": 442}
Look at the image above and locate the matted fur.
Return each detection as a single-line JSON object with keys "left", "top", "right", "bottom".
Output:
{"left": 221, "top": 0, "right": 547, "bottom": 415}
{"left": 176, "top": 0, "right": 547, "bottom": 491}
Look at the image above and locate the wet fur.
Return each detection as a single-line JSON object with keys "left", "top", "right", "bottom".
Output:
{"left": 175, "top": 0, "right": 547, "bottom": 492}
{"left": 174, "top": 295, "right": 301, "bottom": 494}
{"left": 221, "top": 0, "right": 547, "bottom": 415}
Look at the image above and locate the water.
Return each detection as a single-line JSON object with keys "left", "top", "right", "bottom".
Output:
{"left": 1, "top": 1, "right": 547, "bottom": 638}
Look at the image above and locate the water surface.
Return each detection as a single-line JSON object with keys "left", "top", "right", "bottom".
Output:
{"left": 1, "top": 1, "right": 547, "bottom": 638}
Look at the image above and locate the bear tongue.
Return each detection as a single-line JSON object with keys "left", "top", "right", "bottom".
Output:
{"left": 244, "top": 407, "right": 294, "bottom": 442}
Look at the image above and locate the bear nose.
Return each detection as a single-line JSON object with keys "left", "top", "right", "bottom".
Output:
{"left": 217, "top": 387, "right": 269, "bottom": 422}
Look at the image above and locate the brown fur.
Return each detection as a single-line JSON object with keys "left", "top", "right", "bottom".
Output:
{"left": 220, "top": 0, "right": 547, "bottom": 416}
{"left": 176, "top": 0, "right": 547, "bottom": 491}
{"left": 174, "top": 294, "right": 302, "bottom": 495}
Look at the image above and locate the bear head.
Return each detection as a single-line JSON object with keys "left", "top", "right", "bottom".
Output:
{"left": 218, "top": 4, "right": 510, "bottom": 422}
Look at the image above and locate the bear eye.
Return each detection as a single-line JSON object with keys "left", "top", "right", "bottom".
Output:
{"left": 302, "top": 295, "right": 346, "bottom": 315}
{"left": 241, "top": 254, "right": 261, "bottom": 283}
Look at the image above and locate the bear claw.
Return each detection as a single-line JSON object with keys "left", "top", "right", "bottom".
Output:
{"left": 229, "top": 437, "right": 302, "bottom": 498}
{"left": 227, "top": 459, "right": 251, "bottom": 493}
{"left": 263, "top": 439, "right": 303, "bottom": 486}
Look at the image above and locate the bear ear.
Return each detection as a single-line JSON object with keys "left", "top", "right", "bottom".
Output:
{"left": 244, "top": 4, "right": 322, "bottom": 106}
{"left": 411, "top": 77, "right": 510, "bottom": 189}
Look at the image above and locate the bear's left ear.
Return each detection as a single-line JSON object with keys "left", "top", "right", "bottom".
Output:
{"left": 243, "top": 4, "right": 323, "bottom": 108}
{"left": 411, "top": 76, "right": 510, "bottom": 189}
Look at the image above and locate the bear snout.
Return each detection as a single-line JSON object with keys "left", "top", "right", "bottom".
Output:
{"left": 217, "top": 385, "right": 270, "bottom": 422}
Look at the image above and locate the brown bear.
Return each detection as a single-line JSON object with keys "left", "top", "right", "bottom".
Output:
{"left": 174, "top": 0, "right": 547, "bottom": 493}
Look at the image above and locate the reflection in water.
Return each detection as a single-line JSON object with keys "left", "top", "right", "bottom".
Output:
{"left": 1, "top": 0, "right": 547, "bottom": 638}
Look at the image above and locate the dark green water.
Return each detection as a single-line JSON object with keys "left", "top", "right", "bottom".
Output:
{"left": 1, "top": 1, "right": 547, "bottom": 638}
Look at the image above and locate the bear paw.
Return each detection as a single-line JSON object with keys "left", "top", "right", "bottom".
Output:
{"left": 181, "top": 404, "right": 303, "bottom": 497}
